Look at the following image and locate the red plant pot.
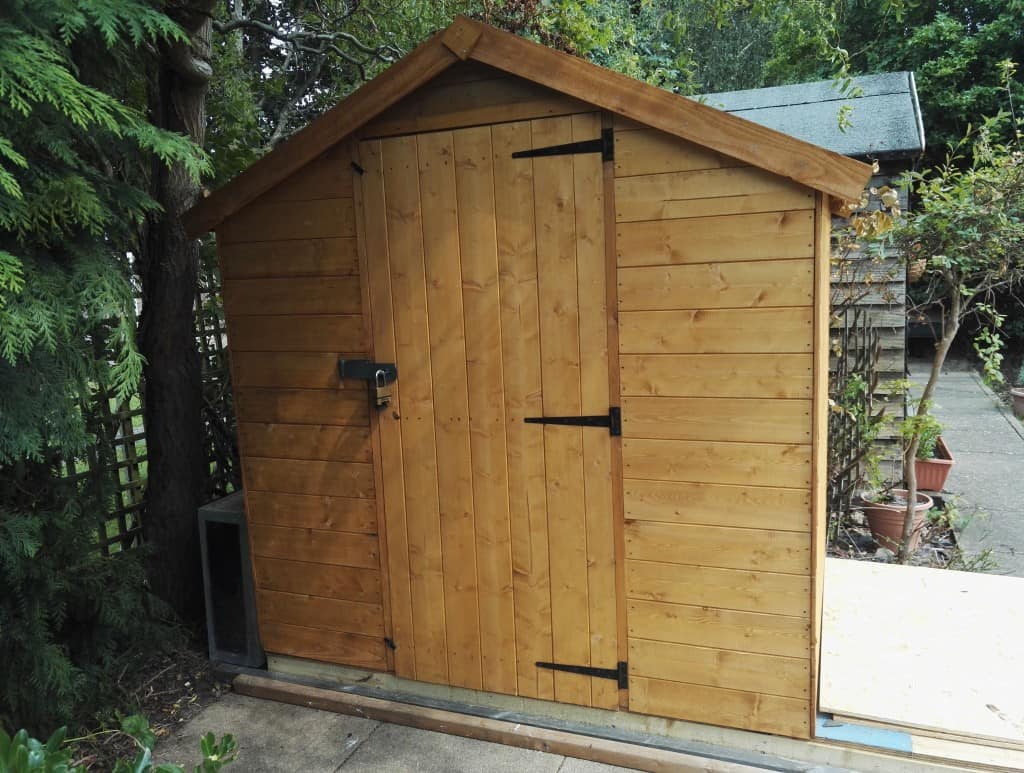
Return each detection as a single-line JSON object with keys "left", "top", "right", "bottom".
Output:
{"left": 861, "top": 489, "right": 934, "bottom": 554}
{"left": 914, "top": 436, "right": 955, "bottom": 492}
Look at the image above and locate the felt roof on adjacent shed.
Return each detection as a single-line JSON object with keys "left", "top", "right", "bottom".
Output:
{"left": 700, "top": 72, "right": 925, "bottom": 160}
{"left": 183, "top": 16, "right": 873, "bottom": 237}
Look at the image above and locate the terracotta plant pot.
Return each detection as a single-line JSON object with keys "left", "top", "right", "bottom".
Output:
{"left": 914, "top": 436, "right": 955, "bottom": 492}
{"left": 860, "top": 489, "right": 934, "bottom": 554}
{"left": 1011, "top": 387, "right": 1024, "bottom": 418}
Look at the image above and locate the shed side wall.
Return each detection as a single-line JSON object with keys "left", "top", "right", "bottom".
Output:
{"left": 615, "top": 119, "right": 815, "bottom": 738}
{"left": 216, "top": 141, "right": 389, "bottom": 671}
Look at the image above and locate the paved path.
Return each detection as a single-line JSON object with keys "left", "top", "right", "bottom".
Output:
{"left": 155, "top": 693, "right": 634, "bottom": 773}
{"left": 909, "top": 360, "right": 1024, "bottom": 576}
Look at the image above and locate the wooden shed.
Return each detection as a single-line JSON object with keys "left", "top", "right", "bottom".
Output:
{"left": 185, "top": 17, "right": 872, "bottom": 741}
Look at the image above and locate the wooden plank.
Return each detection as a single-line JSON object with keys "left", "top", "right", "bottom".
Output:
{"left": 614, "top": 128, "right": 744, "bottom": 178}
{"left": 382, "top": 134, "right": 449, "bottom": 685}
{"left": 618, "top": 308, "right": 813, "bottom": 355}
{"left": 257, "top": 589, "right": 384, "bottom": 637}
{"left": 426, "top": 60, "right": 507, "bottom": 87}
{"left": 247, "top": 491, "right": 377, "bottom": 533}
{"left": 416, "top": 129, "right": 482, "bottom": 691}
{"left": 233, "top": 673, "right": 771, "bottom": 772}
{"left": 619, "top": 353, "right": 812, "bottom": 399}
{"left": 234, "top": 388, "right": 368, "bottom": 426}
{"left": 256, "top": 144, "right": 354, "bottom": 203}
{"left": 622, "top": 438, "right": 811, "bottom": 489}
{"left": 231, "top": 351, "right": 362, "bottom": 390}
{"left": 572, "top": 112, "right": 617, "bottom": 710}
{"left": 184, "top": 32, "right": 457, "bottom": 236}
{"left": 630, "top": 676, "right": 810, "bottom": 738}
{"left": 492, "top": 119, "right": 555, "bottom": 701}
{"left": 626, "top": 560, "right": 810, "bottom": 617}
{"left": 253, "top": 557, "right": 381, "bottom": 604}
{"left": 360, "top": 138, "right": 416, "bottom": 677}
{"left": 244, "top": 458, "right": 376, "bottom": 498}
{"left": 629, "top": 639, "right": 810, "bottom": 699}
{"left": 219, "top": 198, "right": 356, "bottom": 243}
{"left": 239, "top": 423, "right": 372, "bottom": 462}
{"left": 259, "top": 621, "right": 386, "bottom": 670}
{"left": 622, "top": 396, "right": 810, "bottom": 444}
{"left": 627, "top": 599, "right": 810, "bottom": 658}
{"left": 228, "top": 314, "right": 365, "bottom": 353}
{"left": 454, "top": 124, "right": 517, "bottom": 696}
{"left": 622, "top": 479, "right": 811, "bottom": 532}
{"left": 250, "top": 524, "right": 379, "bottom": 569}
{"left": 533, "top": 115, "right": 591, "bottom": 707}
{"left": 617, "top": 211, "right": 814, "bottom": 267}
{"left": 625, "top": 521, "right": 811, "bottom": 575}
{"left": 363, "top": 75, "right": 592, "bottom": 139}
{"left": 219, "top": 237, "right": 359, "bottom": 280}
{"left": 222, "top": 277, "right": 361, "bottom": 317}
{"left": 615, "top": 167, "right": 813, "bottom": 223}
{"left": 617, "top": 260, "right": 813, "bottom": 311}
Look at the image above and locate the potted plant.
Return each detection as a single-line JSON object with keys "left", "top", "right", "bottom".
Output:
{"left": 859, "top": 487, "right": 934, "bottom": 555}
{"left": 1011, "top": 362, "right": 1024, "bottom": 417}
{"left": 901, "top": 408, "right": 955, "bottom": 491}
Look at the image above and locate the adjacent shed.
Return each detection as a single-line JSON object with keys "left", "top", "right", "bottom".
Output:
{"left": 185, "top": 17, "right": 872, "bottom": 741}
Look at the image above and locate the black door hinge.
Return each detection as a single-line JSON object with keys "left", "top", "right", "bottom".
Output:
{"left": 384, "top": 637, "right": 397, "bottom": 650}
{"left": 512, "top": 128, "right": 613, "bottom": 162}
{"left": 536, "top": 660, "right": 628, "bottom": 689}
{"left": 525, "top": 406, "right": 621, "bottom": 436}
{"left": 338, "top": 359, "right": 397, "bottom": 384}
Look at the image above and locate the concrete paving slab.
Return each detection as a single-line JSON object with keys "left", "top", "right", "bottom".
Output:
{"left": 558, "top": 757, "right": 638, "bottom": 772}
{"left": 154, "top": 693, "right": 377, "bottom": 772}
{"left": 340, "top": 721, "right": 565, "bottom": 772}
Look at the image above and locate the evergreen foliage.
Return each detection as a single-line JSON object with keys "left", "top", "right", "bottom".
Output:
{"left": 0, "top": 0, "right": 207, "bottom": 733}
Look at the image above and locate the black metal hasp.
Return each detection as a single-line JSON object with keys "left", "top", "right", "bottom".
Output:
{"left": 512, "top": 128, "right": 613, "bottom": 162}
{"left": 338, "top": 358, "right": 397, "bottom": 384}
{"left": 350, "top": 161, "right": 365, "bottom": 175}
{"left": 525, "top": 407, "right": 621, "bottom": 436}
{"left": 536, "top": 660, "right": 628, "bottom": 689}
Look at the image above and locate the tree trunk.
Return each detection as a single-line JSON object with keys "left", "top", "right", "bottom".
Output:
{"left": 138, "top": 1, "right": 215, "bottom": 621}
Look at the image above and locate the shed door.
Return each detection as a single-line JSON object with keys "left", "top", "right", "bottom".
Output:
{"left": 359, "top": 113, "right": 619, "bottom": 709}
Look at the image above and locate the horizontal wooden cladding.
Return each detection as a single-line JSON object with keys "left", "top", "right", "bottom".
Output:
{"left": 615, "top": 167, "right": 814, "bottom": 223}
{"left": 627, "top": 598, "right": 809, "bottom": 658}
{"left": 623, "top": 438, "right": 811, "bottom": 489}
{"left": 222, "top": 277, "right": 362, "bottom": 317}
{"left": 219, "top": 238, "right": 359, "bottom": 280}
{"left": 245, "top": 458, "right": 376, "bottom": 498}
{"left": 250, "top": 524, "right": 379, "bottom": 568}
{"left": 617, "top": 260, "right": 813, "bottom": 311}
{"left": 625, "top": 521, "right": 811, "bottom": 575}
{"left": 233, "top": 352, "right": 367, "bottom": 390}
{"left": 257, "top": 589, "right": 384, "bottom": 637}
{"left": 620, "top": 354, "right": 812, "bottom": 399}
{"left": 613, "top": 127, "right": 744, "bottom": 178}
{"left": 619, "top": 308, "right": 813, "bottom": 355}
{"left": 247, "top": 491, "right": 377, "bottom": 533}
{"left": 239, "top": 423, "right": 372, "bottom": 462}
{"left": 228, "top": 314, "right": 365, "bottom": 353}
{"left": 623, "top": 479, "right": 811, "bottom": 532}
{"left": 218, "top": 198, "right": 356, "bottom": 243}
{"left": 617, "top": 210, "right": 814, "bottom": 267}
{"left": 630, "top": 676, "right": 809, "bottom": 738}
{"left": 621, "top": 396, "right": 811, "bottom": 444}
{"left": 235, "top": 389, "right": 368, "bottom": 427}
{"left": 253, "top": 557, "right": 381, "bottom": 604}
{"left": 260, "top": 620, "right": 386, "bottom": 670}
{"left": 255, "top": 144, "right": 354, "bottom": 203}
{"left": 629, "top": 639, "right": 810, "bottom": 699}
{"left": 361, "top": 73, "right": 592, "bottom": 138}
{"left": 626, "top": 560, "right": 810, "bottom": 617}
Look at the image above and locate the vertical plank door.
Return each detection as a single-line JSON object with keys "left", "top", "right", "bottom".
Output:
{"left": 359, "top": 112, "right": 619, "bottom": 709}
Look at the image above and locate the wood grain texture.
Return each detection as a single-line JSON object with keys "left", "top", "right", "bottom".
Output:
{"left": 618, "top": 308, "right": 813, "bottom": 355}
{"left": 255, "top": 144, "right": 354, "bottom": 202}
{"left": 617, "top": 210, "right": 814, "bottom": 267}
{"left": 616, "top": 260, "right": 813, "bottom": 311}
{"left": 238, "top": 423, "right": 373, "bottom": 462}
{"left": 231, "top": 351, "right": 361, "bottom": 390}
{"left": 228, "top": 314, "right": 365, "bottom": 353}
{"left": 622, "top": 438, "right": 811, "bottom": 489}
{"left": 219, "top": 198, "right": 356, "bottom": 243}
{"left": 257, "top": 589, "right": 384, "bottom": 636}
{"left": 219, "top": 237, "right": 359, "bottom": 280}
{"left": 234, "top": 388, "right": 368, "bottom": 426}
{"left": 253, "top": 557, "right": 382, "bottom": 604}
{"left": 621, "top": 396, "right": 811, "bottom": 444}
{"left": 222, "top": 277, "right": 362, "bottom": 316}
{"left": 614, "top": 128, "right": 744, "bottom": 178}
{"left": 259, "top": 621, "right": 386, "bottom": 670}
{"left": 244, "top": 458, "right": 376, "bottom": 498}
{"left": 246, "top": 491, "right": 378, "bottom": 533}
{"left": 626, "top": 560, "right": 810, "bottom": 617}
{"left": 619, "top": 353, "right": 812, "bottom": 399}
{"left": 250, "top": 524, "right": 380, "bottom": 568}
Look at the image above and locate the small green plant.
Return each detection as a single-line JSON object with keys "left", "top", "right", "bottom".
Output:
{"left": 0, "top": 716, "right": 236, "bottom": 773}
{"left": 900, "top": 405, "right": 944, "bottom": 461}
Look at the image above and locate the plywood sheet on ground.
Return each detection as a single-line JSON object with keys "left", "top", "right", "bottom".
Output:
{"left": 821, "top": 557, "right": 1024, "bottom": 748}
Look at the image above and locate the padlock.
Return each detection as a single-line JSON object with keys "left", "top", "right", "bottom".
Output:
{"left": 374, "top": 369, "right": 392, "bottom": 409}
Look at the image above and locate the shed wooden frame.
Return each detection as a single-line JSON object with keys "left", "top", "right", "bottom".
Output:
{"left": 188, "top": 16, "right": 872, "bottom": 741}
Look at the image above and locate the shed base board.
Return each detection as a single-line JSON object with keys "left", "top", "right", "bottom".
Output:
{"left": 262, "top": 654, "right": 974, "bottom": 772}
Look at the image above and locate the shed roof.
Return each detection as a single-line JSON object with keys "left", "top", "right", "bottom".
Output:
{"left": 699, "top": 72, "right": 925, "bottom": 160}
{"left": 184, "top": 16, "right": 872, "bottom": 237}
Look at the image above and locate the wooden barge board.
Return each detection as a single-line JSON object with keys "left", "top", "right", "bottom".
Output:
{"left": 821, "top": 557, "right": 1024, "bottom": 750}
